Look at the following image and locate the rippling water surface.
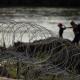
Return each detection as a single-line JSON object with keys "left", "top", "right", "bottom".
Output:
{"left": 0, "top": 7, "right": 80, "bottom": 45}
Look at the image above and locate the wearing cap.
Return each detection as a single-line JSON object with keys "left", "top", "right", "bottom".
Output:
{"left": 58, "top": 23, "right": 63, "bottom": 27}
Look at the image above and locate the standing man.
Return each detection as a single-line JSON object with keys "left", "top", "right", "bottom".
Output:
{"left": 70, "top": 21, "right": 80, "bottom": 45}
{"left": 58, "top": 23, "right": 66, "bottom": 38}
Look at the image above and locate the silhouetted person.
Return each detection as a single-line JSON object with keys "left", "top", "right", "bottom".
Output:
{"left": 70, "top": 21, "right": 80, "bottom": 45}
{"left": 58, "top": 23, "right": 66, "bottom": 38}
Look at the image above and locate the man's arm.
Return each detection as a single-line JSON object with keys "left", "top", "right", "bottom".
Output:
{"left": 67, "top": 27, "right": 72, "bottom": 28}
{"left": 63, "top": 25, "right": 72, "bottom": 29}
{"left": 66, "top": 27, "right": 72, "bottom": 29}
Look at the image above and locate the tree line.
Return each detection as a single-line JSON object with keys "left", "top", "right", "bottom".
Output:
{"left": 0, "top": 0, "right": 80, "bottom": 7}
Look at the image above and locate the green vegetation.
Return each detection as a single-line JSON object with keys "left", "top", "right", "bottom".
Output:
{"left": 6, "top": 66, "right": 17, "bottom": 79}
{"left": 0, "top": 63, "right": 79, "bottom": 80}
{"left": 35, "top": 52, "right": 49, "bottom": 61}
{"left": 0, "top": 37, "right": 80, "bottom": 80}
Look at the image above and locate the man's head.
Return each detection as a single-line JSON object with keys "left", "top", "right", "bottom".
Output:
{"left": 70, "top": 21, "right": 75, "bottom": 26}
{"left": 58, "top": 23, "right": 63, "bottom": 28}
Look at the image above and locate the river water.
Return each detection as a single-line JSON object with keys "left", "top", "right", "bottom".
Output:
{"left": 0, "top": 7, "right": 80, "bottom": 46}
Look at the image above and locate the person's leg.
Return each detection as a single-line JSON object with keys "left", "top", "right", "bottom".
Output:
{"left": 59, "top": 30, "right": 63, "bottom": 38}
{"left": 76, "top": 39, "right": 79, "bottom": 45}
{"left": 73, "top": 34, "right": 79, "bottom": 45}
{"left": 72, "top": 34, "right": 77, "bottom": 44}
{"left": 76, "top": 33, "right": 80, "bottom": 45}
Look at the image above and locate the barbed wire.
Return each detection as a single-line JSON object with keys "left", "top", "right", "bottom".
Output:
{"left": 0, "top": 21, "right": 80, "bottom": 80}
